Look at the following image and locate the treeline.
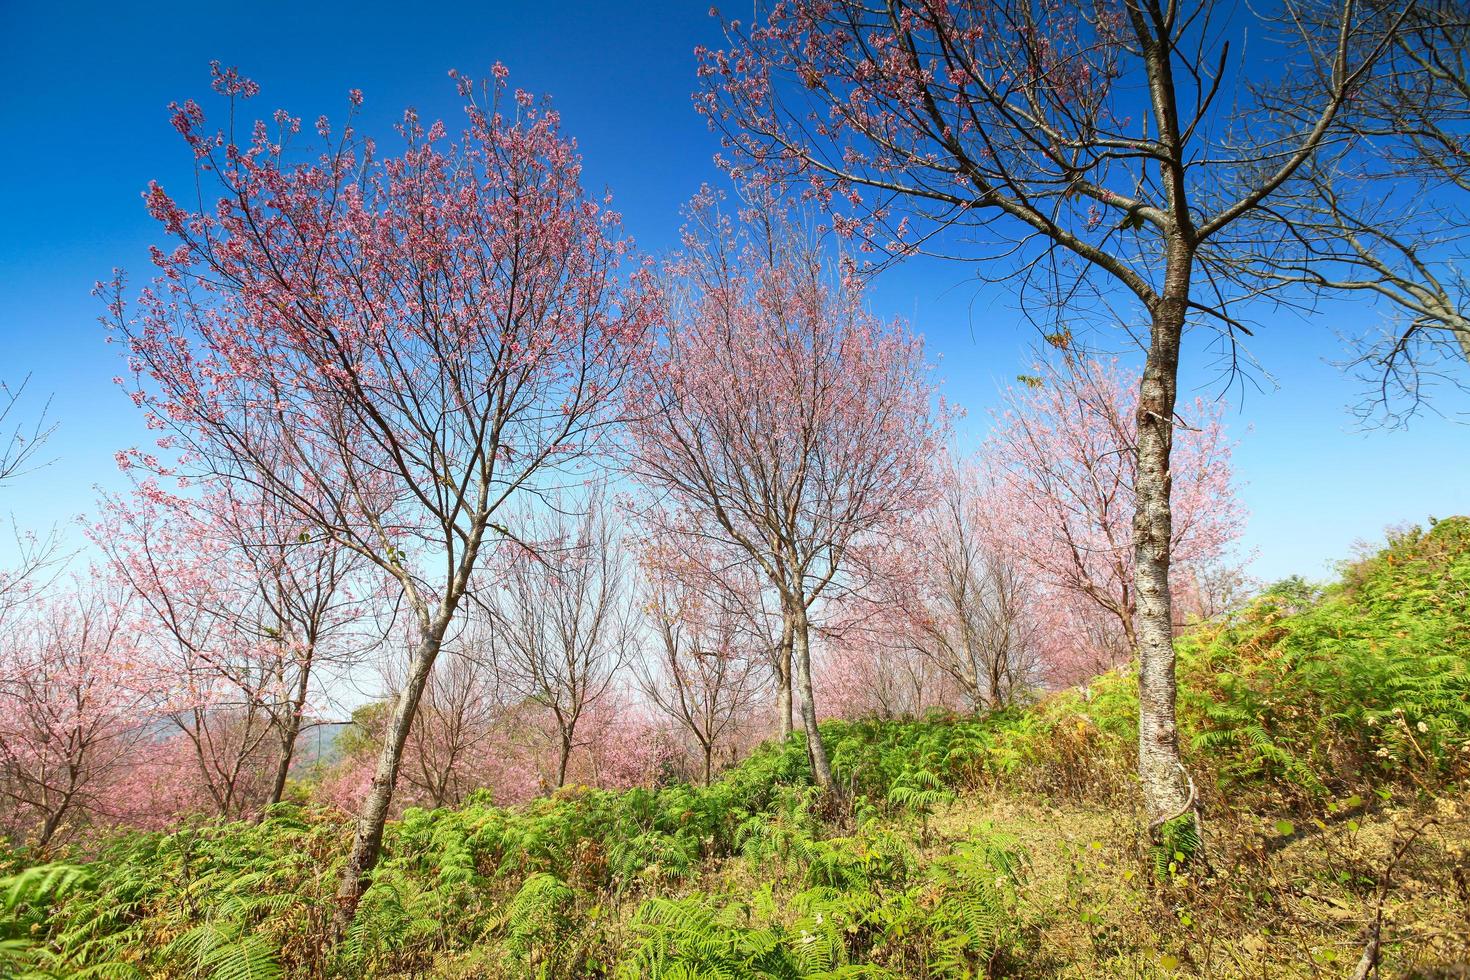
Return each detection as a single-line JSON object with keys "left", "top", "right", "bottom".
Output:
{"left": 0, "top": 333, "right": 1248, "bottom": 853}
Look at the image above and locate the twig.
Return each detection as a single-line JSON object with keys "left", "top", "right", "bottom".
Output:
{"left": 1349, "top": 814, "right": 1440, "bottom": 980}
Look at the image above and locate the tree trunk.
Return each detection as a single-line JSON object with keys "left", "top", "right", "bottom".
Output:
{"left": 774, "top": 616, "right": 794, "bottom": 740}
{"left": 266, "top": 652, "right": 315, "bottom": 808}
{"left": 776, "top": 670, "right": 793, "bottom": 741}
{"left": 790, "top": 602, "right": 834, "bottom": 790}
{"left": 266, "top": 722, "right": 298, "bottom": 810}
{"left": 331, "top": 622, "right": 445, "bottom": 938}
{"left": 703, "top": 742, "right": 713, "bottom": 785}
{"left": 986, "top": 647, "right": 1004, "bottom": 711}
{"left": 36, "top": 795, "right": 73, "bottom": 853}
{"left": 555, "top": 733, "right": 572, "bottom": 789}
{"left": 1133, "top": 248, "right": 1196, "bottom": 832}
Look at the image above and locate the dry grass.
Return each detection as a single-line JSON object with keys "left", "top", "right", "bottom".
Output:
{"left": 914, "top": 789, "right": 1470, "bottom": 978}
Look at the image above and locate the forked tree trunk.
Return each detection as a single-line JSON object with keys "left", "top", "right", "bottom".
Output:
{"left": 1133, "top": 244, "right": 1196, "bottom": 832}
{"left": 36, "top": 794, "right": 75, "bottom": 854}
{"left": 266, "top": 650, "right": 314, "bottom": 808}
{"left": 789, "top": 602, "right": 834, "bottom": 790}
{"left": 331, "top": 621, "right": 446, "bottom": 937}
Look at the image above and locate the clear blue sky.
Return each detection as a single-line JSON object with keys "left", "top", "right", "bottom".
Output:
{"left": 1, "top": 0, "right": 1466, "bottom": 583}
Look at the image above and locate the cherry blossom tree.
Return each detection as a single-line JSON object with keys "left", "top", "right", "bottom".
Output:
{"left": 1173, "top": 562, "right": 1257, "bottom": 626}
{"left": 631, "top": 523, "right": 794, "bottom": 738}
{"left": 633, "top": 554, "right": 767, "bottom": 784}
{"left": 0, "top": 584, "right": 159, "bottom": 853}
{"left": 93, "top": 486, "right": 281, "bottom": 819}
{"left": 984, "top": 354, "right": 1246, "bottom": 683}
{"left": 104, "top": 64, "right": 652, "bottom": 927}
{"left": 816, "top": 620, "right": 963, "bottom": 720}
{"left": 874, "top": 459, "right": 1046, "bottom": 710}
{"left": 317, "top": 628, "right": 664, "bottom": 814}
{"left": 637, "top": 520, "right": 799, "bottom": 734}
{"left": 565, "top": 696, "right": 674, "bottom": 791}
{"left": 491, "top": 494, "right": 633, "bottom": 790}
{"left": 697, "top": 0, "right": 1399, "bottom": 829}
{"left": 95, "top": 477, "right": 365, "bottom": 816}
{"left": 229, "top": 483, "right": 368, "bottom": 808}
{"left": 624, "top": 191, "right": 945, "bottom": 790}
{"left": 399, "top": 641, "right": 505, "bottom": 809}
{"left": 353, "top": 629, "right": 513, "bottom": 809}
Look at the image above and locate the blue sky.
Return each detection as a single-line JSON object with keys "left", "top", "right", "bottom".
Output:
{"left": 1, "top": 0, "right": 1466, "bottom": 584}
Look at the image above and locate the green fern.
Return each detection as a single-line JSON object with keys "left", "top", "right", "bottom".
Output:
{"left": 163, "top": 920, "right": 281, "bottom": 980}
{"left": 1151, "top": 814, "right": 1203, "bottom": 881}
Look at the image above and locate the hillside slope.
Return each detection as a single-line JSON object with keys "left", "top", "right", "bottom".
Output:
{"left": 2, "top": 519, "right": 1468, "bottom": 978}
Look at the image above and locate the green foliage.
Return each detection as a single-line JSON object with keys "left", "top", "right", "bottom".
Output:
{"left": 885, "top": 769, "right": 954, "bottom": 846}
{"left": 1151, "top": 815, "right": 1202, "bottom": 882}
{"left": 990, "top": 518, "right": 1470, "bottom": 809}
{"left": 496, "top": 872, "right": 577, "bottom": 975}
{"left": 333, "top": 703, "right": 391, "bottom": 761}
{"left": 912, "top": 837, "right": 1029, "bottom": 975}
{"left": 885, "top": 768, "right": 955, "bottom": 811}
{"left": 1179, "top": 517, "right": 1470, "bottom": 803}
{"left": 0, "top": 805, "right": 337, "bottom": 978}
{"left": 617, "top": 828, "right": 1027, "bottom": 979}
{"left": 165, "top": 916, "right": 283, "bottom": 980}
{"left": 0, "top": 862, "right": 141, "bottom": 980}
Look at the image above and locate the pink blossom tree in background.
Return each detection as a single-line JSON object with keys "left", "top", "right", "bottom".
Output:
{"left": 0, "top": 585, "right": 159, "bottom": 853}
{"left": 624, "top": 190, "right": 946, "bottom": 790}
{"left": 815, "top": 611, "right": 964, "bottom": 721}
{"left": 93, "top": 486, "right": 283, "bottom": 819}
{"left": 228, "top": 482, "right": 369, "bottom": 809}
{"left": 634, "top": 546, "right": 767, "bottom": 784}
{"left": 103, "top": 64, "right": 652, "bottom": 929}
{"left": 933, "top": 468, "right": 1047, "bottom": 707}
{"left": 491, "top": 493, "right": 634, "bottom": 791}
{"left": 984, "top": 355, "right": 1246, "bottom": 685}
{"left": 631, "top": 520, "right": 794, "bottom": 740}
{"left": 95, "top": 477, "right": 367, "bottom": 819}
{"left": 323, "top": 632, "right": 537, "bottom": 813}
{"left": 395, "top": 639, "right": 505, "bottom": 809}
{"left": 320, "top": 683, "right": 670, "bottom": 810}
{"left": 566, "top": 696, "right": 675, "bottom": 791}
{"left": 847, "top": 458, "right": 1047, "bottom": 713}
{"left": 1173, "top": 562, "right": 1258, "bottom": 627}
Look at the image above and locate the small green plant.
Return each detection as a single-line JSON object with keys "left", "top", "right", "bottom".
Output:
{"left": 499, "top": 872, "right": 577, "bottom": 975}
{"left": 1152, "top": 814, "right": 1203, "bottom": 882}
{"left": 885, "top": 768, "right": 955, "bottom": 846}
